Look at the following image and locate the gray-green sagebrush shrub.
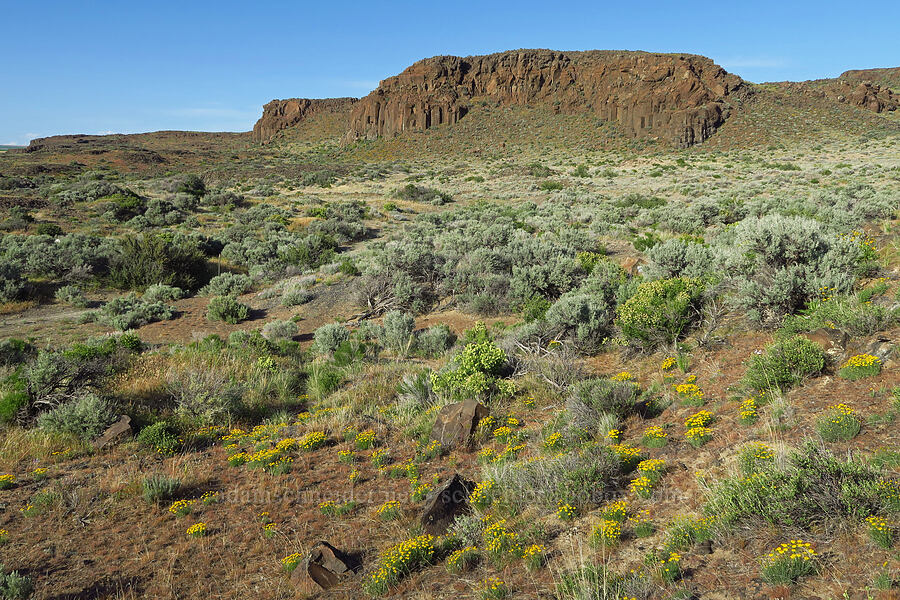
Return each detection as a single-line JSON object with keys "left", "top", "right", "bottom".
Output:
{"left": 92, "top": 293, "right": 176, "bottom": 331}
{"left": 167, "top": 363, "right": 245, "bottom": 424}
{"left": 0, "top": 260, "right": 24, "bottom": 302}
{"left": 261, "top": 319, "right": 298, "bottom": 342}
{"left": 313, "top": 323, "right": 350, "bottom": 355}
{"left": 0, "top": 564, "right": 33, "bottom": 600}
{"left": 206, "top": 295, "right": 250, "bottom": 324}
{"left": 416, "top": 324, "right": 456, "bottom": 358}
{"left": 724, "top": 215, "right": 861, "bottom": 326}
{"left": 201, "top": 272, "right": 252, "bottom": 297}
{"left": 142, "top": 283, "right": 184, "bottom": 303}
{"left": 615, "top": 277, "right": 705, "bottom": 350}
{"left": 382, "top": 310, "right": 415, "bottom": 355}
{"left": 36, "top": 393, "right": 117, "bottom": 440}
{"left": 743, "top": 335, "right": 825, "bottom": 392}
{"left": 54, "top": 284, "right": 88, "bottom": 308}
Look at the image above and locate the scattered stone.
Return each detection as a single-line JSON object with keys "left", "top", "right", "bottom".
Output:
{"left": 291, "top": 541, "right": 354, "bottom": 591}
{"left": 430, "top": 400, "right": 488, "bottom": 450}
{"left": 421, "top": 474, "right": 475, "bottom": 535}
{"left": 94, "top": 415, "right": 132, "bottom": 449}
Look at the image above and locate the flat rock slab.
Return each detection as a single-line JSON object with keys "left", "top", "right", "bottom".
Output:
{"left": 94, "top": 415, "right": 132, "bottom": 449}
{"left": 421, "top": 473, "right": 475, "bottom": 535}
{"left": 291, "top": 541, "right": 355, "bottom": 591}
{"left": 430, "top": 400, "right": 488, "bottom": 450}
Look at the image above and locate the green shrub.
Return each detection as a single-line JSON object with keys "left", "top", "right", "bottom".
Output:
{"left": 166, "top": 364, "right": 245, "bottom": 425}
{"left": 36, "top": 394, "right": 117, "bottom": 440}
{"left": 313, "top": 323, "right": 350, "bottom": 355}
{"left": 302, "top": 169, "right": 336, "bottom": 187}
{"left": 54, "top": 284, "right": 88, "bottom": 308}
{"left": 615, "top": 277, "right": 705, "bottom": 349}
{"left": 0, "top": 374, "right": 27, "bottom": 424}
{"left": 416, "top": 324, "right": 456, "bottom": 358}
{"left": 393, "top": 184, "right": 452, "bottom": 205}
{"left": 0, "top": 338, "right": 34, "bottom": 367}
{"left": 539, "top": 180, "right": 563, "bottom": 192}
{"left": 779, "top": 296, "right": 898, "bottom": 337}
{"left": 743, "top": 335, "right": 825, "bottom": 392}
{"left": 527, "top": 163, "right": 552, "bottom": 178}
{"left": 837, "top": 354, "right": 883, "bottom": 380}
{"left": 201, "top": 272, "right": 252, "bottom": 296}
{"left": 137, "top": 422, "right": 181, "bottom": 455}
{"left": 109, "top": 235, "right": 209, "bottom": 291}
{"left": 141, "top": 473, "right": 181, "bottom": 503}
{"left": 0, "top": 261, "right": 25, "bottom": 302}
{"left": 815, "top": 404, "right": 861, "bottom": 442}
{"left": 431, "top": 331, "right": 507, "bottom": 400}
{"left": 705, "top": 441, "right": 893, "bottom": 528}
{"left": 35, "top": 222, "right": 63, "bottom": 237}
{"left": 0, "top": 564, "right": 33, "bottom": 600}
{"left": 175, "top": 174, "right": 206, "bottom": 197}
{"left": 206, "top": 295, "right": 250, "bottom": 324}
{"left": 570, "top": 378, "right": 638, "bottom": 419}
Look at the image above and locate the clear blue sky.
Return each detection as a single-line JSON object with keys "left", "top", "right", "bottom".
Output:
{"left": 1, "top": 0, "right": 898, "bottom": 145}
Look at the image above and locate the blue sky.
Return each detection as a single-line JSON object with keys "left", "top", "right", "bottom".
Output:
{"left": 1, "top": 0, "right": 898, "bottom": 145}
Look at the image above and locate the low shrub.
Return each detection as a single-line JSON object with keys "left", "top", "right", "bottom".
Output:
{"left": 261, "top": 319, "right": 298, "bottom": 342}
{"left": 93, "top": 293, "right": 176, "bottom": 330}
{"left": 54, "top": 284, "right": 88, "bottom": 308}
{"left": 313, "top": 323, "right": 350, "bottom": 355}
{"left": 142, "top": 283, "right": 183, "bottom": 303}
{"left": 206, "top": 295, "right": 250, "bottom": 324}
{"left": 136, "top": 422, "right": 181, "bottom": 455}
{"left": 0, "top": 564, "right": 33, "bottom": 600}
{"left": 201, "top": 272, "right": 253, "bottom": 297}
{"left": 416, "top": 324, "right": 456, "bottom": 358}
{"left": 815, "top": 403, "right": 861, "bottom": 442}
{"left": 382, "top": 310, "right": 415, "bottom": 356}
{"left": 743, "top": 335, "right": 825, "bottom": 392}
{"left": 109, "top": 235, "right": 209, "bottom": 292}
{"left": 141, "top": 474, "right": 182, "bottom": 503}
{"left": 0, "top": 260, "right": 25, "bottom": 302}
{"left": 615, "top": 277, "right": 705, "bottom": 350}
{"left": 36, "top": 394, "right": 117, "bottom": 440}
{"left": 393, "top": 184, "right": 452, "bottom": 205}
{"left": 760, "top": 540, "right": 818, "bottom": 584}
{"left": 838, "top": 354, "right": 882, "bottom": 380}
{"left": 167, "top": 363, "right": 245, "bottom": 424}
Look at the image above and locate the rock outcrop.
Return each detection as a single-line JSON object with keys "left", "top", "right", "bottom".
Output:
{"left": 430, "top": 400, "right": 488, "bottom": 450}
{"left": 252, "top": 97, "right": 357, "bottom": 142}
{"left": 823, "top": 80, "right": 898, "bottom": 113}
{"left": 343, "top": 49, "right": 745, "bottom": 147}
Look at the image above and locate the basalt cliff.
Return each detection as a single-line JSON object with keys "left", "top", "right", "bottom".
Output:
{"left": 252, "top": 97, "right": 357, "bottom": 142}
{"left": 341, "top": 49, "right": 746, "bottom": 147}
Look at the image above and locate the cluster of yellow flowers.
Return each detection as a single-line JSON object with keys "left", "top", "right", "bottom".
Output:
{"left": 739, "top": 397, "right": 758, "bottom": 423}
{"left": 556, "top": 502, "right": 577, "bottom": 521}
{"left": 200, "top": 491, "right": 218, "bottom": 504}
{"left": 299, "top": 431, "right": 326, "bottom": 450}
{"left": 610, "top": 443, "right": 643, "bottom": 470}
{"left": 355, "top": 430, "right": 376, "bottom": 449}
{"left": 275, "top": 437, "right": 298, "bottom": 452}
{"left": 843, "top": 354, "right": 882, "bottom": 368}
{"left": 371, "top": 448, "right": 391, "bottom": 468}
{"left": 629, "top": 475, "right": 654, "bottom": 498}
{"left": 376, "top": 500, "right": 402, "bottom": 520}
{"left": 606, "top": 428, "right": 622, "bottom": 442}
{"left": 0, "top": 529, "right": 8, "bottom": 544}
{"left": 523, "top": 395, "right": 536, "bottom": 409}
{"left": 764, "top": 539, "right": 817, "bottom": 562}
{"left": 484, "top": 518, "right": 520, "bottom": 556}
{"left": 829, "top": 403, "right": 856, "bottom": 416}
{"left": 186, "top": 522, "right": 207, "bottom": 538}
{"left": 685, "top": 427, "right": 713, "bottom": 447}
{"left": 542, "top": 432, "right": 562, "bottom": 451}
{"left": 492, "top": 426, "right": 513, "bottom": 443}
{"left": 32, "top": 467, "right": 47, "bottom": 479}
{"left": 481, "top": 577, "right": 507, "bottom": 597}
{"left": 661, "top": 356, "right": 676, "bottom": 371}
{"left": 446, "top": 546, "right": 478, "bottom": 572}
{"left": 469, "top": 480, "right": 495, "bottom": 510}
{"left": 349, "top": 469, "right": 360, "bottom": 483}
{"left": 262, "top": 522, "right": 277, "bottom": 537}
{"left": 521, "top": 543, "right": 545, "bottom": 561}
{"left": 368, "top": 535, "right": 435, "bottom": 592}
{"left": 745, "top": 442, "right": 775, "bottom": 462}
{"left": 643, "top": 426, "right": 667, "bottom": 440}
{"left": 637, "top": 458, "right": 666, "bottom": 481}
{"left": 281, "top": 552, "right": 304, "bottom": 572}
{"left": 866, "top": 516, "right": 889, "bottom": 533}
{"left": 591, "top": 519, "right": 622, "bottom": 545}
{"left": 674, "top": 382, "right": 704, "bottom": 404}
{"left": 684, "top": 410, "right": 713, "bottom": 428}
{"left": 611, "top": 371, "right": 634, "bottom": 382}
{"left": 601, "top": 499, "right": 628, "bottom": 522}
{"left": 0, "top": 474, "right": 14, "bottom": 489}
{"left": 169, "top": 499, "right": 196, "bottom": 517}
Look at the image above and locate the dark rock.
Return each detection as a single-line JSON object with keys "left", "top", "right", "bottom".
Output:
{"left": 801, "top": 327, "right": 849, "bottom": 359}
{"left": 430, "top": 400, "right": 489, "bottom": 450}
{"left": 343, "top": 49, "right": 745, "bottom": 148}
{"left": 291, "top": 541, "right": 355, "bottom": 591}
{"left": 252, "top": 98, "right": 357, "bottom": 142}
{"left": 421, "top": 474, "right": 475, "bottom": 535}
{"left": 94, "top": 415, "right": 132, "bottom": 449}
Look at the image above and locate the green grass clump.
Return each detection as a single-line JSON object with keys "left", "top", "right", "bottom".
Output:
{"left": 760, "top": 540, "right": 818, "bottom": 584}
{"left": 837, "top": 354, "right": 882, "bottom": 380}
{"left": 141, "top": 474, "right": 181, "bottom": 504}
{"left": 815, "top": 404, "right": 861, "bottom": 442}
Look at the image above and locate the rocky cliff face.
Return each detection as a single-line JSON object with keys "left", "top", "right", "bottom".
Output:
{"left": 252, "top": 98, "right": 357, "bottom": 142}
{"left": 342, "top": 50, "right": 745, "bottom": 147}
{"left": 827, "top": 80, "right": 898, "bottom": 113}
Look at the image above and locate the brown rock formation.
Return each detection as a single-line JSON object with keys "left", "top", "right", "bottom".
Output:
{"left": 252, "top": 98, "right": 357, "bottom": 142}
{"left": 343, "top": 49, "right": 745, "bottom": 147}
{"left": 825, "top": 80, "right": 898, "bottom": 113}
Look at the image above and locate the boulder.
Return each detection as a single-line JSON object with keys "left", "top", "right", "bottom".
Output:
{"left": 421, "top": 474, "right": 475, "bottom": 535}
{"left": 291, "top": 541, "right": 355, "bottom": 591}
{"left": 94, "top": 415, "right": 132, "bottom": 449}
{"left": 801, "top": 327, "right": 849, "bottom": 359}
{"left": 430, "top": 400, "right": 489, "bottom": 450}
{"left": 861, "top": 336, "right": 896, "bottom": 362}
